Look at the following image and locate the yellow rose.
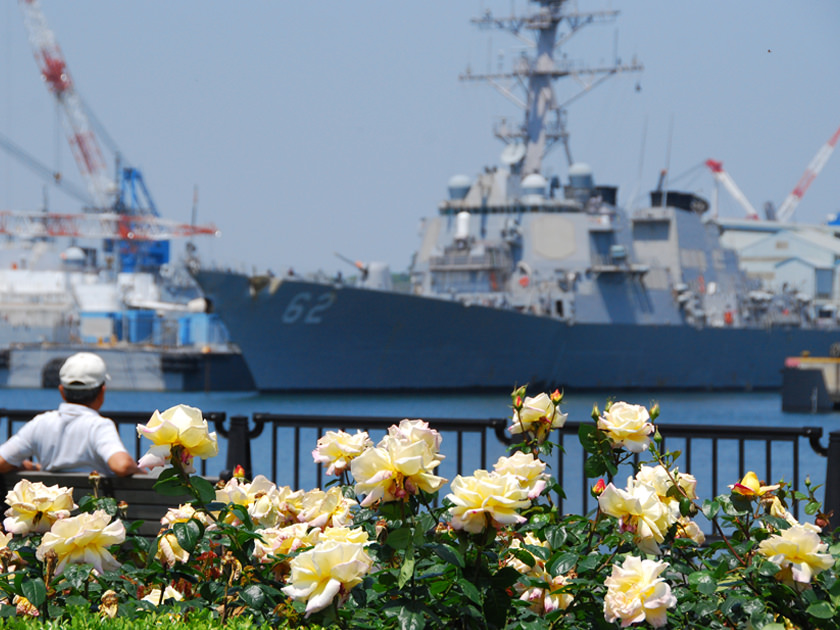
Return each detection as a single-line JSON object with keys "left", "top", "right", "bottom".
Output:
{"left": 36, "top": 510, "right": 126, "bottom": 576}
{"left": 214, "top": 475, "right": 301, "bottom": 527}
{"left": 156, "top": 532, "right": 190, "bottom": 568}
{"left": 318, "top": 526, "right": 369, "bottom": 545}
{"left": 136, "top": 404, "right": 218, "bottom": 471}
{"left": 508, "top": 393, "right": 567, "bottom": 443}
{"left": 604, "top": 556, "right": 676, "bottom": 628}
{"left": 253, "top": 523, "right": 320, "bottom": 564}
{"left": 281, "top": 540, "right": 373, "bottom": 616}
{"left": 311, "top": 430, "right": 373, "bottom": 476}
{"left": 493, "top": 451, "right": 549, "bottom": 499}
{"left": 447, "top": 470, "right": 530, "bottom": 534}
{"left": 757, "top": 523, "right": 834, "bottom": 585}
{"left": 3, "top": 479, "right": 76, "bottom": 534}
{"left": 597, "top": 402, "right": 654, "bottom": 453}
{"left": 161, "top": 503, "right": 214, "bottom": 529}
{"left": 142, "top": 585, "right": 183, "bottom": 606}
{"left": 729, "top": 471, "right": 779, "bottom": 498}
{"left": 297, "top": 487, "right": 357, "bottom": 529}
{"left": 387, "top": 419, "right": 444, "bottom": 455}
{"left": 598, "top": 480, "right": 673, "bottom": 555}
{"left": 351, "top": 433, "right": 446, "bottom": 507}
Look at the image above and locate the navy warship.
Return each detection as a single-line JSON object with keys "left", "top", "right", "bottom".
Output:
{"left": 195, "top": 0, "right": 840, "bottom": 392}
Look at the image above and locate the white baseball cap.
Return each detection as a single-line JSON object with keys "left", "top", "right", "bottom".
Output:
{"left": 59, "top": 352, "right": 109, "bottom": 390}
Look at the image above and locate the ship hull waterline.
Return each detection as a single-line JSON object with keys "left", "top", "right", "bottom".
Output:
{"left": 197, "top": 270, "right": 839, "bottom": 393}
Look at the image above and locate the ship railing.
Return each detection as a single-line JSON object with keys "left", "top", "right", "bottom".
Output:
{"left": 1, "top": 409, "right": 838, "bottom": 530}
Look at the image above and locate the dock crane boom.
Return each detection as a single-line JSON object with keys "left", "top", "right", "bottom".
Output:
{"left": 704, "top": 159, "right": 759, "bottom": 220}
{"left": 776, "top": 124, "right": 840, "bottom": 223}
{"left": 18, "top": 0, "right": 115, "bottom": 210}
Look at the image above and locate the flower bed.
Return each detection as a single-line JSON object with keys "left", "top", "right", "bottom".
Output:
{"left": 0, "top": 389, "right": 838, "bottom": 628}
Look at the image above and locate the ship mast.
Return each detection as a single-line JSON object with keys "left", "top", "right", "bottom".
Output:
{"left": 461, "top": 0, "right": 642, "bottom": 175}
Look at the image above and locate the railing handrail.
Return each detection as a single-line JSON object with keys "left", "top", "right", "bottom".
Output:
{"left": 1, "top": 408, "right": 836, "bottom": 524}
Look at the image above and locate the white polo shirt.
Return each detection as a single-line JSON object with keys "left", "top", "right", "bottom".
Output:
{"left": 0, "top": 403, "right": 129, "bottom": 475}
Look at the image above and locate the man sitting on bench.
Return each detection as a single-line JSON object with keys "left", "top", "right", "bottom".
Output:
{"left": 0, "top": 352, "right": 141, "bottom": 477}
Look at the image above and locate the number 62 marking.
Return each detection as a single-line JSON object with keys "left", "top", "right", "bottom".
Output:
{"left": 282, "top": 292, "right": 337, "bottom": 324}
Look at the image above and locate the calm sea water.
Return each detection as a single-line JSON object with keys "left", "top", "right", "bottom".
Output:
{"left": 2, "top": 388, "right": 837, "bottom": 515}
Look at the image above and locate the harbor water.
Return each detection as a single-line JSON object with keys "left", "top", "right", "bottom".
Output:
{"left": 1, "top": 388, "right": 837, "bottom": 518}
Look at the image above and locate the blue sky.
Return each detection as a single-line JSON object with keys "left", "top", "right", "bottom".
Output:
{"left": 2, "top": 1, "right": 839, "bottom": 276}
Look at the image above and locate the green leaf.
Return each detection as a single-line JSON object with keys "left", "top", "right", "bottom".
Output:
{"left": 578, "top": 424, "right": 600, "bottom": 454}
{"left": 173, "top": 519, "right": 201, "bottom": 552}
{"left": 386, "top": 528, "right": 413, "bottom": 550}
{"left": 688, "top": 571, "right": 717, "bottom": 595}
{"left": 805, "top": 501, "right": 820, "bottom": 516}
{"left": 702, "top": 499, "right": 720, "bottom": 519}
{"left": 153, "top": 476, "right": 190, "bottom": 497}
{"left": 547, "top": 551, "right": 577, "bottom": 575}
{"left": 398, "top": 554, "right": 416, "bottom": 588}
{"left": 190, "top": 476, "right": 217, "bottom": 505}
{"left": 458, "top": 578, "right": 481, "bottom": 605}
{"left": 806, "top": 601, "right": 836, "bottom": 619}
{"left": 545, "top": 525, "right": 567, "bottom": 549}
{"left": 431, "top": 543, "right": 464, "bottom": 569}
{"left": 21, "top": 578, "right": 46, "bottom": 608}
{"left": 583, "top": 455, "right": 607, "bottom": 478}
{"left": 239, "top": 585, "right": 265, "bottom": 609}
{"left": 397, "top": 605, "right": 426, "bottom": 630}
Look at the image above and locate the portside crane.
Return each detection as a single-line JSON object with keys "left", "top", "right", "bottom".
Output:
{"left": 15, "top": 0, "right": 216, "bottom": 271}
{"left": 18, "top": 0, "right": 115, "bottom": 211}
{"left": 776, "top": 124, "right": 840, "bottom": 223}
{"left": 704, "top": 159, "right": 759, "bottom": 220}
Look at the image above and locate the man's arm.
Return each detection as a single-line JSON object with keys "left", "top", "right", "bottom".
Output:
{"left": 107, "top": 452, "right": 142, "bottom": 477}
{"left": 0, "top": 455, "right": 40, "bottom": 473}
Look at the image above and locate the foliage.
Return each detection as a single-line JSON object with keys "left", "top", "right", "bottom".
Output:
{"left": 0, "top": 397, "right": 838, "bottom": 629}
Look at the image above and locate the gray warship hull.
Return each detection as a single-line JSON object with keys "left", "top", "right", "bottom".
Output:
{"left": 196, "top": 270, "right": 838, "bottom": 392}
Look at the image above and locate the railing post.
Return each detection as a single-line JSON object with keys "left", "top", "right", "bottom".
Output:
{"left": 824, "top": 431, "right": 840, "bottom": 530}
{"left": 224, "top": 415, "right": 253, "bottom": 480}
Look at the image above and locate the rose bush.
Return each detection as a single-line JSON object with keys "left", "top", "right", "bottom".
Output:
{"left": 0, "top": 389, "right": 837, "bottom": 629}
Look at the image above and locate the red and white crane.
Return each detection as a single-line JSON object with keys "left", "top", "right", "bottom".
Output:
{"left": 776, "top": 124, "right": 840, "bottom": 223}
{"left": 704, "top": 159, "right": 759, "bottom": 220}
{"left": 18, "top": 0, "right": 115, "bottom": 211}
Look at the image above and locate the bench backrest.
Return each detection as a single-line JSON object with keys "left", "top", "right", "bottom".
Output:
{"left": 1, "top": 471, "right": 217, "bottom": 538}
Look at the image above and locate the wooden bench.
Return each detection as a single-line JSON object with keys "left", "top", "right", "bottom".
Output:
{"left": 1, "top": 471, "right": 218, "bottom": 538}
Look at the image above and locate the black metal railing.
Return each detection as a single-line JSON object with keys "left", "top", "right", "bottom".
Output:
{"left": 2, "top": 408, "right": 838, "bottom": 526}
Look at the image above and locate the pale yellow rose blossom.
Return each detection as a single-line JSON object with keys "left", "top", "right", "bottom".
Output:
{"left": 161, "top": 503, "right": 214, "bottom": 529}
{"left": 508, "top": 392, "right": 567, "bottom": 443}
{"left": 297, "top": 487, "right": 357, "bottom": 529}
{"left": 675, "top": 516, "right": 706, "bottom": 546}
{"left": 598, "top": 479, "right": 674, "bottom": 555}
{"left": 504, "top": 533, "right": 574, "bottom": 615}
{"left": 604, "top": 556, "right": 676, "bottom": 628}
{"left": 729, "top": 471, "right": 780, "bottom": 498}
{"left": 387, "top": 419, "right": 444, "bottom": 454}
{"left": 3, "top": 479, "right": 76, "bottom": 534}
{"left": 493, "top": 451, "right": 549, "bottom": 499}
{"left": 142, "top": 585, "right": 184, "bottom": 606}
{"left": 757, "top": 523, "right": 834, "bottom": 586}
{"left": 253, "top": 523, "right": 320, "bottom": 564}
{"left": 351, "top": 431, "right": 446, "bottom": 507}
{"left": 36, "top": 509, "right": 126, "bottom": 576}
{"left": 597, "top": 402, "right": 655, "bottom": 453}
{"left": 447, "top": 470, "right": 531, "bottom": 534}
{"left": 156, "top": 532, "right": 190, "bottom": 568}
{"left": 136, "top": 404, "right": 218, "bottom": 471}
{"left": 318, "top": 526, "right": 369, "bottom": 545}
{"left": 214, "top": 475, "right": 302, "bottom": 527}
{"left": 311, "top": 430, "right": 373, "bottom": 476}
{"left": 281, "top": 540, "right": 373, "bottom": 617}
